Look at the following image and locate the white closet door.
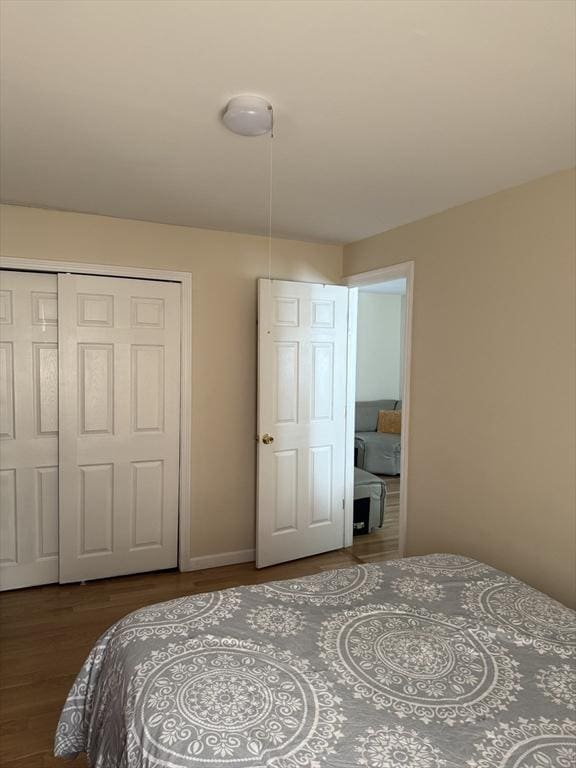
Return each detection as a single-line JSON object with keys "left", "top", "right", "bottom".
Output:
{"left": 257, "top": 279, "right": 349, "bottom": 568}
{"left": 58, "top": 274, "right": 180, "bottom": 583}
{"left": 0, "top": 271, "right": 59, "bottom": 590}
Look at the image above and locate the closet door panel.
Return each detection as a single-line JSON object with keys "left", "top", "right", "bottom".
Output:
{"left": 0, "top": 271, "right": 59, "bottom": 590}
{"left": 58, "top": 274, "right": 180, "bottom": 583}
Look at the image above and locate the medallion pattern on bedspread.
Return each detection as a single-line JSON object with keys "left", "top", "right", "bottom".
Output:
{"left": 467, "top": 718, "right": 576, "bottom": 767}
{"left": 250, "top": 563, "right": 383, "bottom": 605}
{"left": 318, "top": 603, "right": 521, "bottom": 725}
{"left": 125, "top": 635, "right": 345, "bottom": 767}
{"left": 536, "top": 665, "right": 576, "bottom": 710}
{"left": 462, "top": 579, "right": 576, "bottom": 658}
{"left": 393, "top": 553, "right": 492, "bottom": 577}
{"left": 55, "top": 628, "right": 116, "bottom": 755}
{"left": 111, "top": 590, "right": 242, "bottom": 647}
{"left": 245, "top": 605, "right": 307, "bottom": 637}
{"left": 354, "top": 725, "right": 447, "bottom": 767}
{"left": 54, "top": 556, "right": 576, "bottom": 767}
{"left": 391, "top": 575, "right": 446, "bottom": 602}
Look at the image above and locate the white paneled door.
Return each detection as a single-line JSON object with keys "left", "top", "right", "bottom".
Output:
{"left": 58, "top": 274, "right": 181, "bottom": 583}
{"left": 257, "top": 279, "right": 350, "bottom": 567}
{"left": 0, "top": 271, "right": 59, "bottom": 590}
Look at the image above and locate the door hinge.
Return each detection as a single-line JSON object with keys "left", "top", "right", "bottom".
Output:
{"left": 342, "top": 498, "right": 345, "bottom": 509}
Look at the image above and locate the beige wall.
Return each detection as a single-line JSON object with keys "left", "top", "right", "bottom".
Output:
{"left": 2, "top": 170, "right": 574, "bottom": 605}
{"left": 356, "top": 292, "right": 403, "bottom": 401}
{"left": 0, "top": 205, "right": 343, "bottom": 561}
{"left": 344, "top": 168, "right": 576, "bottom": 607}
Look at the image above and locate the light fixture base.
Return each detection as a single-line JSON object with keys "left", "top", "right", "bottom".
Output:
{"left": 222, "top": 94, "right": 273, "bottom": 137}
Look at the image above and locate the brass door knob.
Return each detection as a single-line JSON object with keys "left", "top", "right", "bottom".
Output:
{"left": 262, "top": 433, "right": 274, "bottom": 445}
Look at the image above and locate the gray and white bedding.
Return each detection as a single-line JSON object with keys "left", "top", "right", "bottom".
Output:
{"left": 55, "top": 554, "right": 576, "bottom": 768}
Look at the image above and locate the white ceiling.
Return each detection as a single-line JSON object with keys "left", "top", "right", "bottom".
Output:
{"left": 360, "top": 279, "right": 407, "bottom": 295}
{"left": 1, "top": 0, "right": 574, "bottom": 244}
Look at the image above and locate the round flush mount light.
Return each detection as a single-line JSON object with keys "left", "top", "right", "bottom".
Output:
{"left": 222, "top": 94, "right": 273, "bottom": 136}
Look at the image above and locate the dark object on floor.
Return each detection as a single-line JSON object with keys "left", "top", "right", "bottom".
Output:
{"left": 353, "top": 497, "right": 371, "bottom": 535}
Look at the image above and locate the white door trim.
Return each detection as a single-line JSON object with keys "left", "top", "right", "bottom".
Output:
{"left": 0, "top": 255, "right": 193, "bottom": 572}
{"left": 343, "top": 287, "right": 358, "bottom": 550}
{"left": 343, "top": 261, "right": 415, "bottom": 557}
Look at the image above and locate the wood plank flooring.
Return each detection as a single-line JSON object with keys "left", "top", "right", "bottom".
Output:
{"left": 0, "top": 497, "right": 400, "bottom": 767}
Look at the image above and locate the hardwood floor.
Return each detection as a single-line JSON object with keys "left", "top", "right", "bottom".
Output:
{"left": 0, "top": 540, "right": 408, "bottom": 767}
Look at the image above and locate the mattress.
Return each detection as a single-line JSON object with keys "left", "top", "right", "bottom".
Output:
{"left": 55, "top": 554, "right": 576, "bottom": 767}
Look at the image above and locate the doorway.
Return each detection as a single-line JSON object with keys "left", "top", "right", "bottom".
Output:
{"left": 255, "top": 271, "right": 412, "bottom": 569}
{"left": 344, "top": 262, "right": 414, "bottom": 561}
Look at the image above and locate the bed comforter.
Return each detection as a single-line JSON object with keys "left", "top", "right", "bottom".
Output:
{"left": 55, "top": 554, "right": 576, "bottom": 768}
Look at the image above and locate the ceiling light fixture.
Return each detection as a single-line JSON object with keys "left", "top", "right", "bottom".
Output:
{"left": 220, "top": 93, "right": 275, "bottom": 280}
{"left": 222, "top": 94, "right": 273, "bottom": 137}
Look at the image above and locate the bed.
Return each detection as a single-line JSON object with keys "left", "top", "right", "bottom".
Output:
{"left": 55, "top": 554, "right": 576, "bottom": 767}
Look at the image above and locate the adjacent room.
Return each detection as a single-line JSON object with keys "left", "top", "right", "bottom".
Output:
{"left": 352, "top": 278, "right": 407, "bottom": 562}
{"left": 0, "top": 1, "right": 574, "bottom": 766}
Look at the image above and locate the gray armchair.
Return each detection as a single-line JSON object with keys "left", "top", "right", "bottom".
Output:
{"left": 355, "top": 399, "right": 401, "bottom": 476}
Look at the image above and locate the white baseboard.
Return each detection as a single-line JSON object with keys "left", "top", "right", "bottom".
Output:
{"left": 184, "top": 549, "right": 255, "bottom": 572}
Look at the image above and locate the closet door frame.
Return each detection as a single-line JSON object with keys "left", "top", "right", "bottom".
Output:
{"left": 0, "top": 257, "right": 193, "bottom": 572}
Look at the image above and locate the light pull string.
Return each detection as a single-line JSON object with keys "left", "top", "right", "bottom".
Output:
{"left": 267, "top": 106, "right": 274, "bottom": 281}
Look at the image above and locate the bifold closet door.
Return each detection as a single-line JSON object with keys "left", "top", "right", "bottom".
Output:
{"left": 0, "top": 271, "right": 59, "bottom": 590}
{"left": 58, "top": 274, "right": 181, "bottom": 583}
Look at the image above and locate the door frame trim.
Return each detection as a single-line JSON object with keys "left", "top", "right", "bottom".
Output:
{"left": 343, "top": 261, "right": 415, "bottom": 556}
{"left": 0, "top": 256, "right": 193, "bottom": 572}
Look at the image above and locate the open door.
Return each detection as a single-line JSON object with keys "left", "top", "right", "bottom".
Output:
{"left": 256, "top": 279, "right": 350, "bottom": 568}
